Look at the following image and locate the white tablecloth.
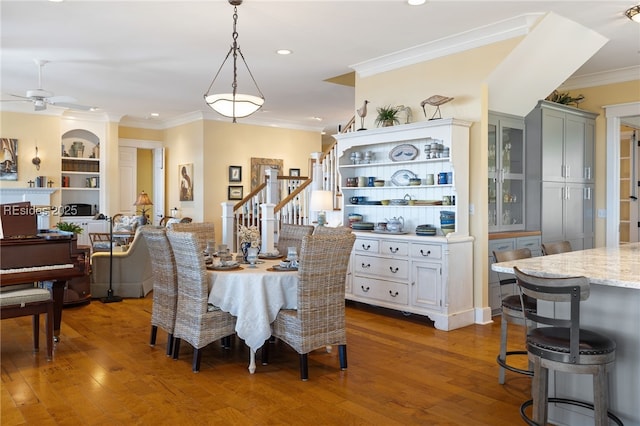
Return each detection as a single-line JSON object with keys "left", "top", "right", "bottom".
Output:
{"left": 207, "top": 259, "right": 298, "bottom": 351}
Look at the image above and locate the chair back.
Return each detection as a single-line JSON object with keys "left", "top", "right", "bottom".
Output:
{"left": 514, "top": 267, "right": 590, "bottom": 363}
{"left": 493, "top": 247, "right": 532, "bottom": 287}
{"left": 171, "top": 222, "right": 215, "bottom": 253}
{"left": 277, "top": 224, "right": 314, "bottom": 256}
{"left": 312, "top": 226, "right": 352, "bottom": 235}
{"left": 296, "top": 233, "right": 355, "bottom": 323}
{"left": 140, "top": 227, "right": 178, "bottom": 332}
{"left": 166, "top": 230, "right": 209, "bottom": 316}
{"left": 541, "top": 240, "right": 572, "bottom": 255}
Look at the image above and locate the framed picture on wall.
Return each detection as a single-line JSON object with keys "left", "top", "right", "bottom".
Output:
{"left": 289, "top": 168, "right": 300, "bottom": 177}
{"left": 229, "top": 165, "right": 242, "bottom": 182}
{"left": 179, "top": 163, "right": 194, "bottom": 201}
{"left": 228, "top": 185, "right": 243, "bottom": 200}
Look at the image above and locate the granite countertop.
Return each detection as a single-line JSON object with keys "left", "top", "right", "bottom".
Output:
{"left": 491, "top": 243, "right": 640, "bottom": 289}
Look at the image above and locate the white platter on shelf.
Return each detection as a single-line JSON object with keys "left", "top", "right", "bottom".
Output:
{"left": 390, "top": 169, "right": 417, "bottom": 186}
{"left": 389, "top": 144, "right": 419, "bottom": 162}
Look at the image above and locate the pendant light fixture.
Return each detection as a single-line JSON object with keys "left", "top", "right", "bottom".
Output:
{"left": 204, "top": 0, "right": 264, "bottom": 122}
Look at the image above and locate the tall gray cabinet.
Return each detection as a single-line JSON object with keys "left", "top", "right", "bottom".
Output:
{"left": 525, "top": 100, "right": 598, "bottom": 250}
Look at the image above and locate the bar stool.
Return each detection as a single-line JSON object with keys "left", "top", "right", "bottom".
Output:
{"left": 493, "top": 247, "right": 534, "bottom": 384}
{"left": 541, "top": 240, "right": 572, "bottom": 255}
{"left": 513, "top": 267, "right": 622, "bottom": 426}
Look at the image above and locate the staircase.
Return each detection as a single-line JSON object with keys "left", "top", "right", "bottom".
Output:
{"left": 221, "top": 116, "right": 356, "bottom": 251}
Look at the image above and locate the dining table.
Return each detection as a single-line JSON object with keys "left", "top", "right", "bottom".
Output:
{"left": 206, "top": 256, "right": 298, "bottom": 374}
{"left": 491, "top": 243, "right": 640, "bottom": 426}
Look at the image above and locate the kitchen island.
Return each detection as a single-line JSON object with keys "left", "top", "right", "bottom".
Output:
{"left": 492, "top": 243, "right": 639, "bottom": 426}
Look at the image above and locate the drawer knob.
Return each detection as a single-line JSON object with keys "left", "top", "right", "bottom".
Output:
{"left": 361, "top": 244, "right": 371, "bottom": 250}
{"left": 389, "top": 266, "right": 399, "bottom": 273}
{"left": 361, "top": 263, "right": 371, "bottom": 269}
{"left": 389, "top": 247, "right": 399, "bottom": 254}
{"left": 388, "top": 290, "right": 399, "bottom": 297}
{"left": 420, "top": 249, "right": 431, "bottom": 256}
{"left": 361, "top": 285, "right": 370, "bottom": 292}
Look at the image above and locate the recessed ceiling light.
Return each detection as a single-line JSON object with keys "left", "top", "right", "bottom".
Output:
{"left": 276, "top": 49, "right": 292, "bottom": 55}
{"left": 311, "top": 116, "right": 323, "bottom": 121}
{"left": 48, "top": 0, "right": 64, "bottom": 2}
{"left": 407, "top": 0, "right": 426, "bottom": 5}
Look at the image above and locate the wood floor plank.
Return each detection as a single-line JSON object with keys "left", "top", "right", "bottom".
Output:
{"left": 1, "top": 296, "right": 531, "bottom": 425}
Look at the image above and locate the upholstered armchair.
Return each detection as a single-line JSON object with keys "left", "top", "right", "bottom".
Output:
{"left": 90, "top": 227, "right": 153, "bottom": 298}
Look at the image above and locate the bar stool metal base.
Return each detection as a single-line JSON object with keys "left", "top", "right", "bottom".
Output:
{"left": 520, "top": 398, "right": 624, "bottom": 426}
{"left": 496, "top": 350, "right": 534, "bottom": 377}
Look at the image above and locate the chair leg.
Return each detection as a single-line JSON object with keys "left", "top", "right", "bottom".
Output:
{"left": 338, "top": 345, "right": 347, "bottom": 370}
{"left": 531, "top": 357, "right": 548, "bottom": 425}
{"left": 498, "top": 312, "right": 508, "bottom": 384}
{"left": 150, "top": 325, "right": 158, "bottom": 346}
{"left": 166, "top": 334, "right": 174, "bottom": 357}
{"left": 192, "top": 348, "right": 202, "bottom": 373}
{"left": 299, "top": 354, "right": 308, "bottom": 381}
{"left": 45, "top": 303, "right": 54, "bottom": 360}
{"left": 261, "top": 341, "right": 269, "bottom": 365}
{"left": 172, "top": 338, "right": 181, "bottom": 360}
{"left": 32, "top": 313, "right": 40, "bottom": 352}
{"left": 593, "top": 365, "right": 609, "bottom": 426}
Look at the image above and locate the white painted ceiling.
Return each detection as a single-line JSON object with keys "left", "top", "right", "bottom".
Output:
{"left": 1, "top": 0, "right": 639, "bottom": 133}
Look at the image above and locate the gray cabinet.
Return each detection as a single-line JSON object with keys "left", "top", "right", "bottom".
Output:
{"left": 488, "top": 112, "right": 525, "bottom": 232}
{"left": 525, "top": 100, "right": 597, "bottom": 250}
{"left": 488, "top": 233, "right": 542, "bottom": 315}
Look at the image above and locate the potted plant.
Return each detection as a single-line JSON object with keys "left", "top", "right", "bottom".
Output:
{"left": 55, "top": 221, "right": 83, "bottom": 235}
{"left": 375, "top": 105, "right": 400, "bottom": 127}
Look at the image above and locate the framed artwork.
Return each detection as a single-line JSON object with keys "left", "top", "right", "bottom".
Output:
{"left": 179, "top": 163, "right": 194, "bottom": 201}
{"left": 289, "top": 168, "right": 300, "bottom": 177}
{"left": 250, "top": 157, "right": 283, "bottom": 190}
{"left": 0, "top": 138, "right": 18, "bottom": 181}
{"left": 228, "top": 185, "right": 243, "bottom": 200}
{"left": 229, "top": 165, "right": 242, "bottom": 182}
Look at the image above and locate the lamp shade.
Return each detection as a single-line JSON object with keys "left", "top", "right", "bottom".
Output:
{"left": 134, "top": 190, "right": 153, "bottom": 206}
{"left": 310, "top": 190, "right": 333, "bottom": 212}
{"left": 204, "top": 93, "right": 264, "bottom": 118}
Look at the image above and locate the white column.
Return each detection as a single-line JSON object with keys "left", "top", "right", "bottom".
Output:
{"left": 221, "top": 201, "right": 235, "bottom": 250}
{"left": 265, "top": 168, "right": 280, "bottom": 205}
{"left": 261, "top": 203, "right": 276, "bottom": 254}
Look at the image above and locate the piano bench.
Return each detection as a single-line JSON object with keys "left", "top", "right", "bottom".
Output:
{"left": 0, "top": 288, "right": 55, "bottom": 360}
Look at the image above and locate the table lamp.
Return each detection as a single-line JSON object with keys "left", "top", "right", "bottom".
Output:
{"left": 134, "top": 190, "right": 153, "bottom": 225}
{"left": 310, "top": 190, "right": 333, "bottom": 226}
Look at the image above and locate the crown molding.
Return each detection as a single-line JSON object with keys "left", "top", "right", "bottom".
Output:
{"left": 558, "top": 66, "right": 640, "bottom": 90}
{"left": 351, "top": 13, "right": 543, "bottom": 78}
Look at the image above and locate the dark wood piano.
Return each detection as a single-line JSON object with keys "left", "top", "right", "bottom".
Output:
{"left": 1, "top": 202, "right": 88, "bottom": 340}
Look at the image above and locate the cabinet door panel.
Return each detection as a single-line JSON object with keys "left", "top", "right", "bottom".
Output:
{"left": 565, "top": 116, "right": 588, "bottom": 182}
{"left": 412, "top": 261, "right": 441, "bottom": 310}
{"left": 541, "top": 110, "right": 565, "bottom": 181}
{"left": 564, "top": 184, "right": 593, "bottom": 241}
{"left": 541, "top": 182, "right": 565, "bottom": 243}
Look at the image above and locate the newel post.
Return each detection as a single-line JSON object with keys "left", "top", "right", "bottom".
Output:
{"left": 221, "top": 201, "right": 235, "bottom": 250}
{"left": 261, "top": 203, "right": 276, "bottom": 254}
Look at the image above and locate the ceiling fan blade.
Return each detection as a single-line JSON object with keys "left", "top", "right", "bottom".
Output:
{"left": 48, "top": 100, "right": 94, "bottom": 111}
{"left": 47, "top": 95, "right": 77, "bottom": 103}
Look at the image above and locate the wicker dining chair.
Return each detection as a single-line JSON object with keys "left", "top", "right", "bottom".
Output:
{"left": 312, "top": 225, "right": 353, "bottom": 235}
{"left": 541, "top": 240, "right": 572, "bottom": 255}
{"left": 268, "top": 232, "right": 356, "bottom": 380}
{"left": 166, "top": 230, "right": 236, "bottom": 372}
{"left": 140, "top": 227, "right": 178, "bottom": 356}
{"left": 171, "top": 222, "right": 215, "bottom": 253}
{"left": 276, "top": 224, "right": 314, "bottom": 257}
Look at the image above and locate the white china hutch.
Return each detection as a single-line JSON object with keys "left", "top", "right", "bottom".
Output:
{"left": 334, "top": 119, "right": 474, "bottom": 331}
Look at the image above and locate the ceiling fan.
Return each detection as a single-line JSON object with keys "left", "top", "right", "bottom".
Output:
{"left": 2, "top": 59, "right": 96, "bottom": 112}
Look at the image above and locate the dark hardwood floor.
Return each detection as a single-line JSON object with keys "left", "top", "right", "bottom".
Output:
{"left": 1, "top": 296, "right": 532, "bottom": 425}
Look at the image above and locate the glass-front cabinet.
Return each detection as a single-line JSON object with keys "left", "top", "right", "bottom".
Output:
{"left": 488, "top": 112, "right": 525, "bottom": 232}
